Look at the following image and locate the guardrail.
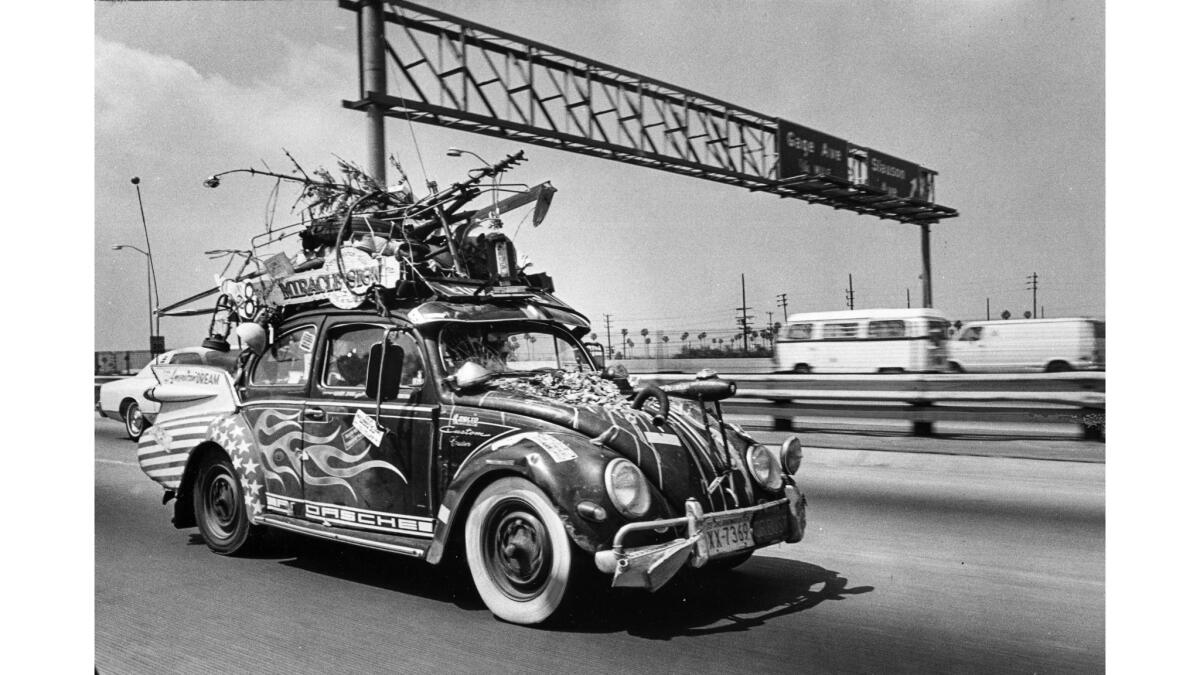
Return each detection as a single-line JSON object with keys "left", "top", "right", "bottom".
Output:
{"left": 94, "top": 372, "right": 1106, "bottom": 440}
{"left": 632, "top": 372, "right": 1106, "bottom": 441}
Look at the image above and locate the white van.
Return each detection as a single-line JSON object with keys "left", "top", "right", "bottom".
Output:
{"left": 773, "top": 308, "right": 951, "bottom": 374}
{"left": 947, "top": 318, "right": 1105, "bottom": 373}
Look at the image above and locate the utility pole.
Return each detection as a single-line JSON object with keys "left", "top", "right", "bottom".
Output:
{"left": 603, "top": 314, "right": 614, "bottom": 358}
{"left": 906, "top": 288, "right": 911, "bottom": 309}
{"left": 845, "top": 274, "right": 855, "bottom": 310}
{"left": 776, "top": 293, "right": 789, "bottom": 321}
{"left": 363, "top": 0, "right": 387, "bottom": 183}
{"left": 735, "top": 273, "right": 754, "bottom": 353}
{"left": 1025, "top": 272, "right": 1038, "bottom": 320}
{"left": 986, "top": 297, "right": 991, "bottom": 321}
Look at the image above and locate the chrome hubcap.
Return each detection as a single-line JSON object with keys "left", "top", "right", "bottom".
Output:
{"left": 204, "top": 470, "right": 239, "bottom": 537}
{"left": 486, "top": 502, "right": 549, "bottom": 600}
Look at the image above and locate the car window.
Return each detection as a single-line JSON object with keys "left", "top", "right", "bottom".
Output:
{"left": 785, "top": 323, "right": 813, "bottom": 340}
{"left": 439, "top": 324, "right": 593, "bottom": 375}
{"left": 249, "top": 326, "right": 317, "bottom": 386}
{"left": 169, "top": 352, "right": 204, "bottom": 365}
{"left": 960, "top": 326, "right": 983, "bottom": 342}
{"left": 867, "top": 320, "right": 906, "bottom": 338}
{"left": 321, "top": 325, "right": 426, "bottom": 398}
{"left": 323, "top": 325, "right": 379, "bottom": 388}
{"left": 824, "top": 322, "right": 859, "bottom": 339}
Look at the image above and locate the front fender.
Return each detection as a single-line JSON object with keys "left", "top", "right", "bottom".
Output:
{"left": 426, "top": 431, "right": 673, "bottom": 563}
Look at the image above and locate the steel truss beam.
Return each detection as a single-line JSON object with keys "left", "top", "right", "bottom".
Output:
{"left": 339, "top": 0, "right": 957, "bottom": 225}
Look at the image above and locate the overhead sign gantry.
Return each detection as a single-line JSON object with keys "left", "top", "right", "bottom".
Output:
{"left": 339, "top": 0, "right": 958, "bottom": 306}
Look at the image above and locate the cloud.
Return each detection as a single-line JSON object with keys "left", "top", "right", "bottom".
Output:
{"left": 93, "top": 36, "right": 364, "bottom": 350}
{"left": 95, "top": 36, "right": 358, "bottom": 167}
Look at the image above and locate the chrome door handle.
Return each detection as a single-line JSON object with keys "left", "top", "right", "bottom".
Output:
{"left": 303, "top": 408, "right": 326, "bottom": 421}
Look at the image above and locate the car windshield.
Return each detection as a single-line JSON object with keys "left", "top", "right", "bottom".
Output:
{"left": 439, "top": 323, "right": 594, "bottom": 376}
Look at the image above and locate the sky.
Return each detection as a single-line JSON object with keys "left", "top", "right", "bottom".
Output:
{"left": 93, "top": 0, "right": 1105, "bottom": 352}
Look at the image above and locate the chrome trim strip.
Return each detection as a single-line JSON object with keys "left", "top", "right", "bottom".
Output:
{"left": 260, "top": 516, "right": 426, "bottom": 557}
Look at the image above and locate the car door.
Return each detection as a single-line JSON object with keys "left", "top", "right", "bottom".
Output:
{"left": 299, "top": 320, "right": 437, "bottom": 539}
{"left": 241, "top": 322, "right": 320, "bottom": 513}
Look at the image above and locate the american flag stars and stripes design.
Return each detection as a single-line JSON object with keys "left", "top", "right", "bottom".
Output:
{"left": 207, "top": 414, "right": 267, "bottom": 519}
{"left": 137, "top": 413, "right": 219, "bottom": 489}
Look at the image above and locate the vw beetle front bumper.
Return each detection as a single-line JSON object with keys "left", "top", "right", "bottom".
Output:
{"left": 594, "top": 484, "right": 806, "bottom": 591}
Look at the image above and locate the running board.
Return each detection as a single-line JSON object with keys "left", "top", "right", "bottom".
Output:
{"left": 261, "top": 514, "right": 431, "bottom": 558}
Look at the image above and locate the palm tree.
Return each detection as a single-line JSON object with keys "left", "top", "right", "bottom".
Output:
{"left": 680, "top": 331, "right": 689, "bottom": 353}
{"left": 660, "top": 335, "right": 670, "bottom": 358}
{"left": 643, "top": 336, "right": 651, "bottom": 357}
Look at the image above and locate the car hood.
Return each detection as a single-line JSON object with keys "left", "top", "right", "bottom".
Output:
{"left": 445, "top": 388, "right": 756, "bottom": 512}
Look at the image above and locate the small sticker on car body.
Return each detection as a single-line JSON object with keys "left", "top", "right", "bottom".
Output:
{"left": 529, "top": 433, "right": 577, "bottom": 463}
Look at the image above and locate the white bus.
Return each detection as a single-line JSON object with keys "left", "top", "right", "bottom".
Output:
{"left": 773, "top": 308, "right": 951, "bottom": 374}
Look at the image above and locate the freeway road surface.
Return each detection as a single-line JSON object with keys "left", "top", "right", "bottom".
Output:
{"left": 95, "top": 418, "right": 1103, "bottom": 673}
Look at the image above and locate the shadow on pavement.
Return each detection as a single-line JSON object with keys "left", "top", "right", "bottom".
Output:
{"left": 557, "top": 556, "right": 872, "bottom": 638}
{"left": 260, "top": 534, "right": 487, "bottom": 611}
{"left": 240, "top": 533, "right": 870, "bottom": 637}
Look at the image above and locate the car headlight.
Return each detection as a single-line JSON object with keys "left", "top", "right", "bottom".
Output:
{"left": 746, "top": 444, "right": 783, "bottom": 491}
{"left": 604, "top": 458, "right": 651, "bottom": 518}
{"left": 780, "top": 435, "right": 804, "bottom": 475}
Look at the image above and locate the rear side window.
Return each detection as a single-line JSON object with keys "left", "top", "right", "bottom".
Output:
{"left": 250, "top": 326, "right": 317, "bottom": 386}
{"left": 168, "top": 352, "right": 203, "bottom": 365}
{"left": 867, "top": 320, "right": 906, "bottom": 338}
{"left": 1091, "top": 321, "right": 1105, "bottom": 338}
{"left": 824, "top": 322, "right": 859, "bottom": 339}
{"left": 785, "top": 323, "right": 814, "bottom": 340}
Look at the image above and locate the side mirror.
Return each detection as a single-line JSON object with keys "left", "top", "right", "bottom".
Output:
{"left": 236, "top": 323, "right": 268, "bottom": 355}
{"left": 365, "top": 342, "right": 405, "bottom": 401}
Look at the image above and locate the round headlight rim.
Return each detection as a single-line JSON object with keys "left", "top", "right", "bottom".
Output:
{"left": 781, "top": 435, "right": 804, "bottom": 475}
{"left": 745, "top": 444, "right": 783, "bottom": 491}
{"left": 604, "top": 457, "right": 651, "bottom": 519}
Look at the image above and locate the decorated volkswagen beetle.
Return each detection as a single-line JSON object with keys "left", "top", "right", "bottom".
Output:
{"left": 136, "top": 152, "right": 807, "bottom": 624}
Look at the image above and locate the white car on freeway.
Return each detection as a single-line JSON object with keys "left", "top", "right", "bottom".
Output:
{"left": 96, "top": 347, "right": 239, "bottom": 439}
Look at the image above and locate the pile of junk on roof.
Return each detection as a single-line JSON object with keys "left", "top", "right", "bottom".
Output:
{"left": 159, "top": 150, "right": 562, "bottom": 351}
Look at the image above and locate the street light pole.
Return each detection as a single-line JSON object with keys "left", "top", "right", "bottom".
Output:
{"left": 131, "top": 177, "right": 162, "bottom": 352}
{"left": 112, "top": 244, "right": 156, "bottom": 356}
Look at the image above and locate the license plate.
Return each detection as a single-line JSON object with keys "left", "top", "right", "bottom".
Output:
{"left": 704, "top": 514, "right": 753, "bottom": 556}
